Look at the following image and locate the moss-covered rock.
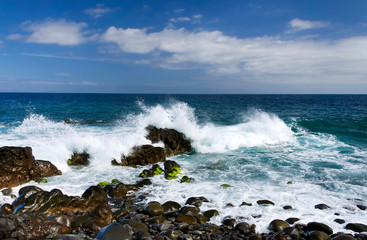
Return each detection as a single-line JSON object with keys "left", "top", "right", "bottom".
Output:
{"left": 164, "top": 160, "right": 182, "bottom": 180}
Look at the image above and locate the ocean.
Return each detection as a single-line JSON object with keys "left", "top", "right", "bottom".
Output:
{"left": 0, "top": 93, "right": 366, "bottom": 232}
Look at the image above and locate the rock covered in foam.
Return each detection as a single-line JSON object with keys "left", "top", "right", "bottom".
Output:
{"left": 0, "top": 146, "right": 62, "bottom": 189}
{"left": 67, "top": 151, "right": 90, "bottom": 166}
{"left": 145, "top": 125, "right": 192, "bottom": 156}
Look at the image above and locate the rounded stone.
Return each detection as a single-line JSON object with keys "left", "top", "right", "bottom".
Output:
{"left": 179, "top": 206, "right": 200, "bottom": 216}
{"left": 162, "top": 201, "right": 181, "bottom": 213}
{"left": 283, "top": 227, "right": 301, "bottom": 239}
{"left": 95, "top": 222, "right": 132, "bottom": 240}
{"left": 222, "top": 217, "right": 236, "bottom": 227}
{"left": 308, "top": 231, "right": 330, "bottom": 240}
{"left": 307, "top": 222, "right": 333, "bottom": 235}
{"left": 144, "top": 202, "right": 164, "bottom": 216}
{"left": 162, "top": 229, "right": 184, "bottom": 239}
{"left": 195, "top": 214, "right": 207, "bottom": 224}
{"left": 332, "top": 234, "right": 356, "bottom": 240}
{"left": 345, "top": 223, "right": 367, "bottom": 233}
{"left": 268, "top": 219, "right": 290, "bottom": 232}
{"left": 235, "top": 222, "right": 251, "bottom": 234}
{"left": 203, "top": 209, "right": 219, "bottom": 221}
{"left": 176, "top": 215, "right": 198, "bottom": 224}
{"left": 257, "top": 200, "right": 275, "bottom": 206}
{"left": 314, "top": 204, "right": 331, "bottom": 210}
{"left": 286, "top": 218, "right": 300, "bottom": 224}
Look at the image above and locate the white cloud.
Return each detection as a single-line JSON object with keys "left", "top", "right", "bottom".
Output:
{"left": 193, "top": 14, "right": 203, "bottom": 19}
{"left": 7, "top": 34, "right": 23, "bottom": 40}
{"left": 174, "top": 9, "right": 185, "bottom": 13}
{"left": 85, "top": 4, "right": 115, "bottom": 19}
{"left": 289, "top": 18, "right": 329, "bottom": 31}
{"left": 24, "top": 19, "right": 88, "bottom": 46}
{"left": 102, "top": 26, "right": 367, "bottom": 84}
{"left": 169, "top": 17, "right": 191, "bottom": 23}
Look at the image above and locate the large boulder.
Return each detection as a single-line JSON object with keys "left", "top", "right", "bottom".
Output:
{"left": 0, "top": 212, "right": 69, "bottom": 239}
{"left": 67, "top": 151, "right": 90, "bottom": 166}
{"left": 13, "top": 186, "right": 108, "bottom": 216}
{"left": 0, "top": 146, "right": 62, "bottom": 189}
{"left": 145, "top": 125, "right": 192, "bottom": 156}
{"left": 117, "top": 145, "right": 165, "bottom": 167}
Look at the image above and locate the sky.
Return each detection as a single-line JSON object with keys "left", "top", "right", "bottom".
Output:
{"left": 0, "top": 0, "right": 367, "bottom": 94}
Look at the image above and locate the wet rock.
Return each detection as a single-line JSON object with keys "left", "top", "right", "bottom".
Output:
{"left": 1, "top": 212, "right": 69, "bottom": 239}
{"left": 50, "top": 215, "right": 72, "bottom": 228}
{"left": 345, "top": 223, "right": 367, "bottom": 233}
{"left": 95, "top": 222, "right": 132, "bottom": 240}
{"left": 308, "top": 231, "right": 330, "bottom": 240}
{"left": 235, "top": 222, "right": 251, "bottom": 234}
{"left": 268, "top": 219, "right": 290, "bottom": 232}
{"left": 162, "top": 229, "right": 184, "bottom": 239}
{"left": 307, "top": 222, "right": 333, "bottom": 235}
{"left": 240, "top": 202, "right": 252, "bottom": 206}
{"left": 315, "top": 204, "right": 331, "bottom": 210}
{"left": 144, "top": 202, "right": 164, "bottom": 216}
{"left": 0, "top": 203, "right": 13, "bottom": 215}
{"left": 162, "top": 201, "right": 181, "bottom": 213}
{"left": 0, "top": 146, "right": 61, "bottom": 189}
{"left": 83, "top": 205, "right": 115, "bottom": 231}
{"left": 356, "top": 205, "right": 366, "bottom": 211}
{"left": 195, "top": 214, "right": 207, "bottom": 224}
{"left": 222, "top": 217, "right": 236, "bottom": 227}
{"left": 67, "top": 151, "right": 90, "bottom": 166}
{"left": 145, "top": 125, "right": 192, "bottom": 156}
{"left": 176, "top": 215, "right": 198, "bottom": 224}
{"left": 283, "top": 205, "right": 292, "bottom": 210}
{"left": 179, "top": 206, "right": 200, "bottom": 216}
{"left": 149, "top": 215, "right": 167, "bottom": 224}
{"left": 257, "top": 200, "right": 275, "bottom": 206}
{"left": 203, "top": 209, "right": 219, "bottom": 221}
{"left": 283, "top": 227, "right": 301, "bottom": 239}
{"left": 119, "top": 219, "right": 148, "bottom": 234}
{"left": 109, "top": 183, "right": 129, "bottom": 199}
{"left": 1, "top": 188, "right": 12, "bottom": 196}
{"left": 334, "top": 219, "right": 345, "bottom": 224}
{"left": 164, "top": 160, "right": 182, "bottom": 180}
{"left": 119, "top": 145, "right": 165, "bottom": 167}
{"left": 331, "top": 234, "right": 356, "bottom": 240}
{"left": 52, "top": 234, "right": 87, "bottom": 240}
{"left": 185, "top": 196, "right": 209, "bottom": 207}
{"left": 286, "top": 218, "right": 300, "bottom": 224}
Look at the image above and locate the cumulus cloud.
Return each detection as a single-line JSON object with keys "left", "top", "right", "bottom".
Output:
{"left": 169, "top": 17, "right": 191, "bottom": 23}
{"left": 289, "top": 18, "right": 329, "bottom": 31}
{"left": 23, "top": 19, "right": 88, "bottom": 46}
{"left": 101, "top": 26, "right": 367, "bottom": 84}
{"left": 85, "top": 4, "right": 115, "bottom": 19}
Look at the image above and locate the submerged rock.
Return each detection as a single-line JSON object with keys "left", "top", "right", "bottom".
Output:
{"left": 0, "top": 146, "right": 62, "bottom": 189}
{"left": 145, "top": 125, "right": 192, "bottom": 156}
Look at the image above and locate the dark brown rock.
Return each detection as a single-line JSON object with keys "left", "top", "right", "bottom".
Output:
{"left": 179, "top": 206, "right": 200, "bottom": 216}
{"left": 176, "top": 215, "right": 198, "bottom": 224}
{"left": 257, "top": 200, "right": 275, "bottom": 206}
{"left": 308, "top": 230, "right": 330, "bottom": 240}
{"left": 146, "top": 125, "right": 192, "bottom": 156}
{"left": 235, "top": 222, "right": 251, "bottom": 234}
{"left": 0, "top": 146, "right": 61, "bottom": 189}
{"left": 95, "top": 222, "right": 132, "bottom": 240}
{"left": 162, "top": 201, "right": 181, "bottom": 213}
{"left": 268, "top": 219, "right": 290, "bottom": 232}
{"left": 67, "top": 151, "right": 90, "bottom": 166}
{"left": 118, "top": 219, "right": 149, "bottom": 234}
{"left": 315, "top": 204, "right": 331, "bottom": 210}
{"left": 286, "top": 218, "right": 300, "bottom": 224}
{"left": 144, "top": 201, "right": 164, "bottom": 216}
{"left": 203, "top": 209, "right": 219, "bottom": 221}
{"left": 119, "top": 145, "right": 165, "bottom": 167}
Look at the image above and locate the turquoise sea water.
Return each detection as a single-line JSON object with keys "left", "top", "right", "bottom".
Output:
{"left": 0, "top": 93, "right": 366, "bottom": 232}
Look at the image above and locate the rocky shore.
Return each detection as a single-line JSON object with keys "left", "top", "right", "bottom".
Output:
{"left": 0, "top": 126, "right": 366, "bottom": 240}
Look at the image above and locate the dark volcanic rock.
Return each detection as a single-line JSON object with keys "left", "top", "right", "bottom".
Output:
{"left": 95, "top": 222, "right": 132, "bottom": 240}
{"left": 13, "top": 186, "right": 108, "bottom": 216}
{"left": 162, "top": 201, "right": 181, "bottom": 213}
{"left": 144, "top": 201, "right": 164, "bottom": 216}
{"left": 307, "top": 222, "right": 333, "bottom": 235}
{"left": 257, "top": 200, "right": 275, "bottom": 206}
{"left": 146, "top": 125, "right": 192, "bottom": 156}
{"left": 0, "top": 146, "right": 62, "bottom": 189}
{"left": 119, "top": 145, "right": 165, "bottom": 167}
{"left": 0, "top": 212, "right": 69, "bottom": 240}
{"left": 308, "top": 230, "right": 330, "bottom": 240}
{"left": 268, "top": 219, "right": 290, "bottom": 232}
{"left": 67, "top": 151, "right": 90, "bottom": 166}
{"left": 345, "top": 223, "right": 367, "bottom": 233}
{"left": 315, "top": 204, "right": 331, "bottom": 210}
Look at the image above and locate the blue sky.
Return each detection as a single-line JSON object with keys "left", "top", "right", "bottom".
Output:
{"left": 0, "top": 0, "right": 367, "bottom": 93}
